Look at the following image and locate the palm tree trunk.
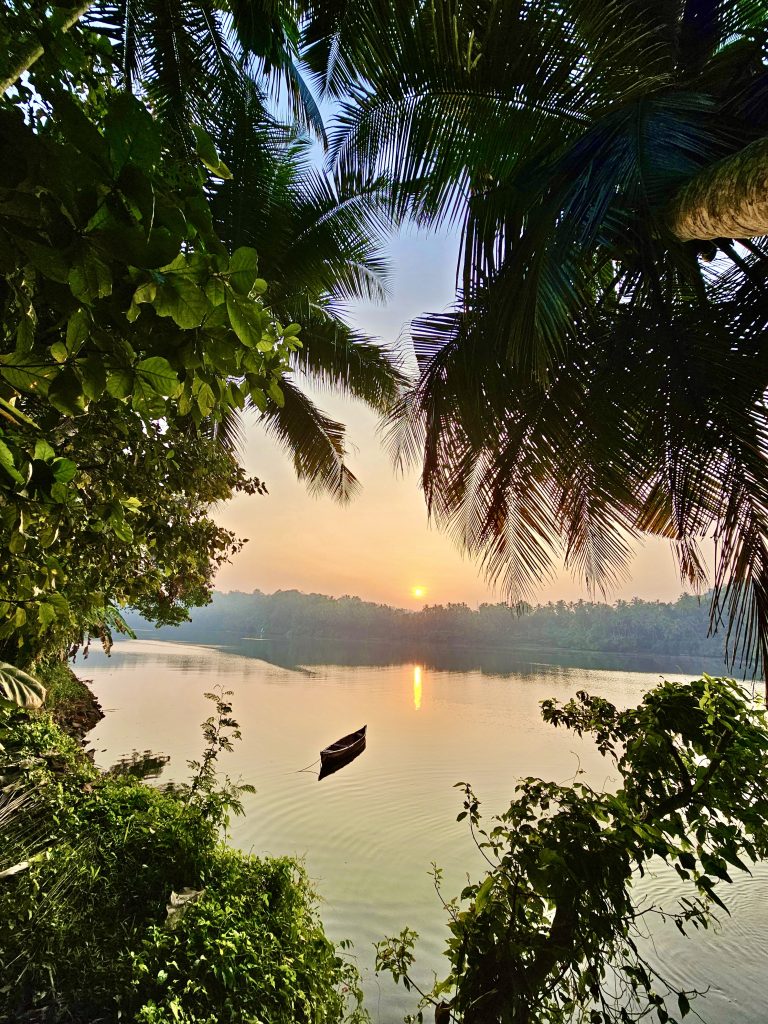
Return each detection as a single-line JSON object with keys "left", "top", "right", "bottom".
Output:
{"left": 1, "top": 0, "right": 94, "bottom": 96}
{"left": 670, "top": 135, "right": 768, "bottom": 241}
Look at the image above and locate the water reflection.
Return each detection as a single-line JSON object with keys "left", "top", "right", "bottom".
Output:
{"left": 122, "top": 630, "right": 743, "bottom": 680}
{"left": 83, "top": 639, "right": 766, "bottom": 1024}
{"left": 413, "top": 665, "right": 423, "bottom": 710}
{"left": 106, "top": 749, "right": 170, "bottom": 780}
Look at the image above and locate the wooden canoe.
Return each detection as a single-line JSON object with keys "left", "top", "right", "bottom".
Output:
{"left": 318, "top": 725, "right": 366, "bottom": 780}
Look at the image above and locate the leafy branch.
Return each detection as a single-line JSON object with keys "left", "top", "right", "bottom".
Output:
{"left": 378, "top": 676, "right": 768, "bottom": 1024}
{"left": 182, "top": 687, "right": 255, "bottom": 832}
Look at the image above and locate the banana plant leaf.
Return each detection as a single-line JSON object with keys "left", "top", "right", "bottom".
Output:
{"left": 0, "top": 662, "right": 46, "bottom": 708}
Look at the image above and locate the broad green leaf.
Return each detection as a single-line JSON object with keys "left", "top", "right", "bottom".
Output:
{"left": 204, "top": 276, "right": 225, "bottom": 306}
{"left": 68, "top": 254, "right": 112, "bottom": 302}
{"left": 106, "top": 369, "right": 134, "bottom": 400}
{"left": 38, "top": 523, "right": 59, "bottom": 548}
{"left": 267, "top": 379, "right": 285, "bottom": 407}
{"left": 475, "top": 876, "right": 494, "bottom": 912}
{"left": 131, "top": 376, "right": 168, "bottom": 418}
{"left": 9, "top": 532, "right": 25, "bottom": 555}
{"left": 2, "top": 362, "right": 53, "bottom": 395}
{"left": 96, "top": 224, "right": 179, "bottom": 269}
{"left": 48, "top": 369, "right": 88, "bottom": 417}
{"left": 79, "top": 354, "right": 108, "bottom": 400}
{"left": 191, "top": 124, "right": 233, "bottom": 180}
{"left": 177, "top": 388, "right": 193, "bottom": 417}
{"left": 0, "top": 438, "right": 23, "bottom": 483}
{"left": 0, "top": 661, "right": 46, "bottom": 708}
{"left": 17, "top": 240, "right": 70, "bottom": 283}
{"left": 154, "top": 275, "right": 211, "bottom": 329}
{"left": 50, "top": 342, "right": 69, "bottom": 364}
{"left": 66, "top": 309, "right": 90, "bottom": 355}
{"left": 228, "top": 381, "right": 245, "bottom": 409}
{"left": 37, "top": 603, "right": 57, "bottom": 630}
{"left": 53, "top": 458, "right": 77, "bottom": 483}
{"left": 16, "top": 314, "right": 35, "bottom": 352}
{"left": 135, "top": 357, "right": 181, "bottom": 398}
{"left": 226, "top": 290, "right": 263, "bottom": 347}
{"left": 104, "top": 91, "right": 162, "bottom": 170}
{"left": 109, "top": 516, "right": 134, "bottom": 542}
{"left": 133, "top": 281, "right": 157, "bottom": 305}
{"left": 191, "top": 124, "right": 220, "bottom": 167}
{"left": 33, "top": 439, "right": 55, "bottom": 462}
{"left": 46, "top": 593, "right": 69, "bottom": 615}
{"left": 194, "top": 380, "right": 216, "bottom": 417}
{"left": 206, "top": 335, "right": 240, "bottom": 374}
{"left": 228, "top": 248, "right": 260, "bottom": 296}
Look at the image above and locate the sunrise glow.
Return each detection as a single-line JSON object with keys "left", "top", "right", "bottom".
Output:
{"left": 411, "top": 585, "right": 427, "bottom": 599}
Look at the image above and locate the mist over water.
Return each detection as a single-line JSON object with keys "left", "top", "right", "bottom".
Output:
{"left": 83, "top": 639, "right": 765, "bottom": 1023}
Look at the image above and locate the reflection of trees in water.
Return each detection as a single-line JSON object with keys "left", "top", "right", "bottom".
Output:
{"left": 107, "top": 750, "right": 170, "bottom": 781}
{"left": 125, "top": 633, "right": 736, "bottom": 681}
{"left": 247, "top": 638, "right": 736, "bottom": 679}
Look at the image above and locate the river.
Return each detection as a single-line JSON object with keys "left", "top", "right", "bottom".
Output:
{"left": 81, "top": 638, "right": 766, "bottom": 1023}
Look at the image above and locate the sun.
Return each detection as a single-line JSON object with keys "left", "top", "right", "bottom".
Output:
{"left": 411, "top": 585, "right": 427, "bottom": 599}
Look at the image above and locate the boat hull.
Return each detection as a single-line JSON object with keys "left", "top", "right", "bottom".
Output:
{"left": 318, "top": 725, "right": 366, "bottom": 780}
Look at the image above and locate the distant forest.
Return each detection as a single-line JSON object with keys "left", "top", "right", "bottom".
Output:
{"left": 124, "top": 590, "right": 730, "bottom": 659}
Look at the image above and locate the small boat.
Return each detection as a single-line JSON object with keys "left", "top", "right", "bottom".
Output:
{"left": 318, "top": 725, "right": 367, "bottom": 781}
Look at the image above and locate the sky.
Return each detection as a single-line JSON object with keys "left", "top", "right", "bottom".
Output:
{"left": 214, "top": 229, "right": 693, "bottom": 610}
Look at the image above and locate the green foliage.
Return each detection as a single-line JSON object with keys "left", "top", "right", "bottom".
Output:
{"left": 0, "top": 694, "right": 365, "bottom": 1023}
{"left": 129, "top": 853, "right": 364, "bottom": 1024}
{"left": 0, "top": 11, "right": 303, "bottom": 665}
{"left": 182, "top": 688, "right": 255, "bottom": 827}
{"left": 40, "top": 661, "right": 93, "bottom": 711}
{"left": 0, "top": 661, "right": 45, "bottom": 708}
{"left": 0, "top": 0, "right": 410, "bottom": 668}
{"left": 377, "top": 676, "right": 768, "bottom": 1023}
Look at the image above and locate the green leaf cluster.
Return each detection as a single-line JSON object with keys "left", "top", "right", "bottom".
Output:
{"left": 377, "top": 676, "right": 768, "bottom": 1024}
{"left": 0, "top": 700, "right": 366, "bottom": 1023}
{"left": 0, "top": 23, "right": 297, "bottom": 666}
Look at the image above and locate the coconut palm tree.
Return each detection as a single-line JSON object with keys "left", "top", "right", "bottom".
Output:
{"left": 211, "top": 102, "right": 405, "bottom": 499}
{"left": 327, "top": 0, "right": 768, "bottom": 668}
{"left": 80, "top": 0, "right": 405, "bottom": 500}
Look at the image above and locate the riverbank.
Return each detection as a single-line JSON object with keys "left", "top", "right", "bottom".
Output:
{"left": 41, "top": 662, "right": 104, "bottom": 738}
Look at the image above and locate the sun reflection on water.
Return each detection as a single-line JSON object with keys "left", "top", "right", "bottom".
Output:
{"left": 413, "top": 664, "right": 423, "bottom": 711}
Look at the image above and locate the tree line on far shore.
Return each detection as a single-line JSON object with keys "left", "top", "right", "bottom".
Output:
{"left": 125, "top": 589, "right": 728, "bottom": 659}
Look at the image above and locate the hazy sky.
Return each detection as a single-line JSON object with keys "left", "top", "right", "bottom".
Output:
{"left": 214, "top": 229, "right": 693, "bottom": 609}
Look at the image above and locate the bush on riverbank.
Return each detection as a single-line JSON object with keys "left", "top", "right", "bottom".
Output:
{"left": 377, "top": 676, "right": 768, "bottom": 1024}
{"left": 0, "top": 700, "right": 364, "bottom": 1024}
{"left": 40, "top": 661, "right": 105, "bottom": 736}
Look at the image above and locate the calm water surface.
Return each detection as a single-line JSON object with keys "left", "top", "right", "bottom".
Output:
{"left": 82, "top": 639, "right": 766, "bottom": 1023}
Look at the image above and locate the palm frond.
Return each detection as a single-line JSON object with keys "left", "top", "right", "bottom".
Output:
{"left": 259, "top": 377, "right": 360, "bottom": 502}
{"left": 289, "top": 312, "right": 407, "bottom": 412}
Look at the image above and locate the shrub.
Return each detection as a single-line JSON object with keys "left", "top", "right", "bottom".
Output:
{"left": 0, "top": 695, "right": 365, "bottom": 1024}
{"left": 377, "top": 677, "right": 768, "bottom": 1024}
